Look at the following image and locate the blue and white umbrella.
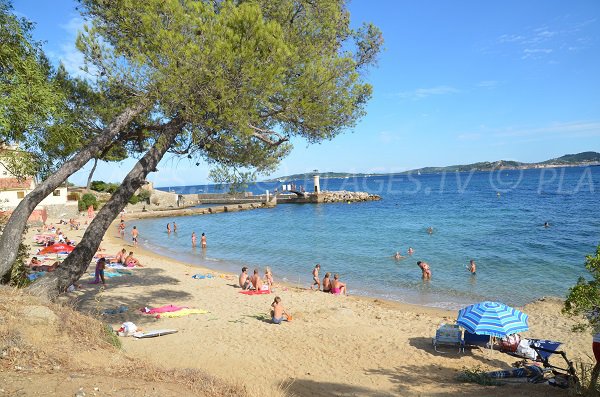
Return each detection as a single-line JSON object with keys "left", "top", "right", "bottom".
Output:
{"left": 457, "top": 301, "right": 529, "bottom": 337}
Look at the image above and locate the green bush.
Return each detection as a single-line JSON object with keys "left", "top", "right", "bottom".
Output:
{"left": 105, "top": 183, "right": 120, "bottom": 194}
{"left": 78, "top": 193, "right": 98, "bottom": 211}
{"left": 138, "top": 189, "right": 151, "bottom": 201}
{"left": 128, "top": 194, "right": 140, "bottom": 205}
{"left": 90, "top": 180, "right": 107, "bottom": 191}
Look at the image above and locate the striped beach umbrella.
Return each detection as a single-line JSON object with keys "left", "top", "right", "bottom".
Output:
{"left": 457, "top": 301, "right": 529, "bottom": 337}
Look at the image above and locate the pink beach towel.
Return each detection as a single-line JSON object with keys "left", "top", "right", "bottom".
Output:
{"left": 141, "top": 305, "right": 188, "bottom": 314}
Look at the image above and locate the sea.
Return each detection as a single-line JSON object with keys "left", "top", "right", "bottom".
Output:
{"left": 130, "top": 166, "right": 600, "bottom": 310}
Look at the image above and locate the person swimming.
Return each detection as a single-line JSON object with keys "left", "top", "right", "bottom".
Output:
{"left": 393, "top": 251, "right": 404, "bottom": 260}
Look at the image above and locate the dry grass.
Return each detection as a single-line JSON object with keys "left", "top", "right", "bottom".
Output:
{"left": 0, "top": 286, "right": 260, "bottom": 397}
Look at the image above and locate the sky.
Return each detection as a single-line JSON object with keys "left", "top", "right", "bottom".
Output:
{"left": 11, "top": 0, "right": 600, "bottom": 187}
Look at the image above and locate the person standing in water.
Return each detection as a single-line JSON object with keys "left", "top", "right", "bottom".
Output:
{"left": 166, "top": 223, "right": 171, "bottom": 233}
{"left": 467, "top": 259, "right": 476, "bottom": 275}
{"left": 417, "top": 261, "right": 431, "bottom": 280}
{"left": 131, "top": 226, "right": 139, "bottom": 246}
{"left": 173, "top": 222, "right": 177, "bottom": 232}
{"left": 201, "top": 232, "right": 207, "bottom": 248}
{"left": 191, "top": 232, "right": 197, "bottom": 247}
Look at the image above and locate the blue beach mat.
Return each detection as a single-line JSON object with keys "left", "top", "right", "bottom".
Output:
{"left": 103, "top": 305, "right": 129, "bottom": 315}
{"left": 192, "top": 273, "right": 213, "bottom": 279}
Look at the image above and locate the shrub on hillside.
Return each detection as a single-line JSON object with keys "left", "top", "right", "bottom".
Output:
{"left": 138, "top": 189, "right": 151, "bottom": 202}
{"left": 90, "top": 180, "right": 107, "bottom": 191}
{"left": 128, "top": 194, "right": 140, "bottom": 205}
{"left": 105, "top": 183, "right": 119, "bottom": 194}
{"left": 78, "top": 193, "right": 98, "bottom": 211}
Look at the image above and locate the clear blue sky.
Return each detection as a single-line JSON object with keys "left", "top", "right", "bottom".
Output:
{"left": 12, "top": 0, "right": 600, "bottom": 187}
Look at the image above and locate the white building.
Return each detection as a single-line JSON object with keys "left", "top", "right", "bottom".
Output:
{"left": 0, "top": 152, "right": 68, "bottom": 209}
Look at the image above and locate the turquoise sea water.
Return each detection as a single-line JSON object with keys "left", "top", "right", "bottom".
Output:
{"left": 132, "top": 166, "right": 599, "bottom": 309}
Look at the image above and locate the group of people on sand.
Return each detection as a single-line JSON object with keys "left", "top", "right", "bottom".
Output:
{"left": 111, "top": 248, "right": 143, "bottom": 268}
{"left": 311, "top": 264, "right": 347, "bottom": 295}
{"left": 239, "top": 266, "right": 273, "bottom": 291}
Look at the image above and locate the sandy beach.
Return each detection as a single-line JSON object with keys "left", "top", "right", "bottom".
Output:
{"left": 27, "top": 216, "right": 591, "bottom": 396}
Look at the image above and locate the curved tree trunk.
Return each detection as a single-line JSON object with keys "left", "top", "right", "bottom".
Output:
{"left": 86, "top": 157, "right": 99, "bottom": 192}
{"left": 0, "top": 100, "right": 148, "bottom": 280}
{"left": 28, "top": 119, "right": 182, "bottom": 299}
{"left": 589, "top": 362, "right": 600, "bottom": 397}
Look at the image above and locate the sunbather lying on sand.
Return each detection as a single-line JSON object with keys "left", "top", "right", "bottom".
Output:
{"left": 32, "top": 261, "right": 60, "bottom": 272}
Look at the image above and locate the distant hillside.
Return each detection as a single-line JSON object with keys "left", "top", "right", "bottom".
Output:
{"left": 265, "top": 151, "right": 600, "bottom": 181}
{"left": 540, "top": 151, "right": 600, "bottom": 165}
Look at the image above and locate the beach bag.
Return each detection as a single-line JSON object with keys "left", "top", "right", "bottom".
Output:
{"left": 516, "top": 338, "right": 538, "bottom": 360}
{"left": 501, "top": 334, "right": 520, "bottom": 352}
{"left": 117, "top": 322, "right": 138, "bottom": 337}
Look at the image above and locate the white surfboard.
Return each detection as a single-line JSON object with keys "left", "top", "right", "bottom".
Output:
{"left": 133, "top": 329, "right": 178, "bottom": 338}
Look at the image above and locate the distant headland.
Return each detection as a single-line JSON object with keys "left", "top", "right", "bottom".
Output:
{"left": 264, "top": 151, "right": 600, "bottom": 181}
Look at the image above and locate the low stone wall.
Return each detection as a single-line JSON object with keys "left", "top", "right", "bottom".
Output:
{"left": 124, "top": 201, "right": 275, "bottom": 220}
{"left": 275, "top": 191, "right": 380, "bottom": 204}
{"left": 318, "top": 191, "right": 381, "bottom": 203}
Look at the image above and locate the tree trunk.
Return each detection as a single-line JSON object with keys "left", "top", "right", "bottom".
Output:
{"left": 0, "top": 100, "right": 148, "bottom": 280}
{"left": 589, "top": 361, "right": 600, "bottom": 397}
{"left": 86, "top": 157, "right": 99, "bottom": 192}
{"left": 28, "top": 119, "right": 182, "bottom": 299}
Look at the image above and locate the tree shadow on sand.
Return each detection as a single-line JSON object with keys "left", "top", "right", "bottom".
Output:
{"left": 65, "top": 267, "right": 194, "bottom": 326}
{"left": 282, "top": 363, "right": 558, "bottom": 397}
{"left": 363, "top": 364, "right": 559, "bottom": 397}
{"left": 408, "top": 337, "right": 510, "bottom": 368}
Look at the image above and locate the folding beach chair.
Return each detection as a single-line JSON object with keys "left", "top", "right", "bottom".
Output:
{"left": 432, "top": 323, "right": 464, "bottom": 353}
{"left": 463, "top": 331, "right": 491, "bottom": 349}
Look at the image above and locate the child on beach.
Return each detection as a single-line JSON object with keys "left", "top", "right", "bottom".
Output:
{"left": 270, "top": 296, "right": 290, "bottom": 324}
{"left": 132, "top": 226, "right": 139, "bottom": 246}
{"left": 311, "top": 264, "right": 321, "bottom": 290}
{"left": 264, "top": 267, "right": 274, "bottom": 288}
{"left": 417, "top": 261, "right": 431, "bottom": 280}
{"left": 91, "top": 258, "right": 106, "bottom": 286}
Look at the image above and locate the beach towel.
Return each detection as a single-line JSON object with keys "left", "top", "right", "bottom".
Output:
{"left": 89, "top": 272, "right": 123, "bottom": 278}
{"left": 192, "top": 273, "right": 214, "bottom": 279}
{"left": 239, "top": 289, "right": 271, "bottom": 295}
{"left": 107, "top": 263, "right": 128, "bottom": 269}
{"left": 103, "top": 305, "right": 128, "bottom": 315}
{"left": 142, "top": 305, "right": 187, "bottom": 314}
{"left": 157, "top": 308, "right": 208, "bottom": 318}
{"left": 27, "top": 272, "right": 46, "bottom": 281}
